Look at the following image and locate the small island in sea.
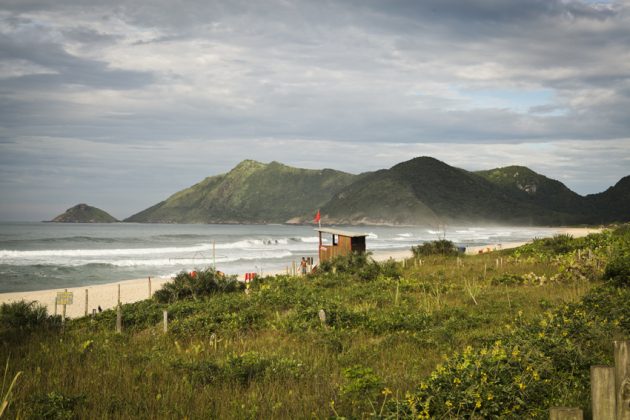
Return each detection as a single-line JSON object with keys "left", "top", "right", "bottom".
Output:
{"left": 49, "top": 203, "right": 118, "bottom": 223}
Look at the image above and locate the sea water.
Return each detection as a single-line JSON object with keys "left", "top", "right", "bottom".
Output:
{"left": 0, "top": 222, "right": 566, "bottom": 293}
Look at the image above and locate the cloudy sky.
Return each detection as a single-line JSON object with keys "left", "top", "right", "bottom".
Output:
{"left": 1, "top": 0, "right": 629, "bottom": 221}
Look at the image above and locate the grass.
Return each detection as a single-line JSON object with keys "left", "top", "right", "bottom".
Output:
{"left": 1, "top": 227, "right": 629, "bottom": 418}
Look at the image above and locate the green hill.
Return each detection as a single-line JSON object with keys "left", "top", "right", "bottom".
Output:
{"left": 475, "top": 166, "right": 592, "bottom": 219}
{"left": 125, "top": 160, "right": 356, "bottom": 223}
{"left": 320, "top": 157, "right": 581, "bottom": 225}
{"left": 585, "top": 175, "right": 630, "bottom": 223}
{"left": 124, "top": 157, "right": 629, "bottom": 225}
{"left": 50, "top": 204, "right": 118, "bottom": 223}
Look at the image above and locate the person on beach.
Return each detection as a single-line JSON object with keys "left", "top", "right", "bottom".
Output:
{"left": 300, "top": 257, "right": 308, "bottom": 275}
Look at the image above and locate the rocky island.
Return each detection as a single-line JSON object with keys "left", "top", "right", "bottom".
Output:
{"left": 50, "top": 204, "right": 118, "bottom": 223}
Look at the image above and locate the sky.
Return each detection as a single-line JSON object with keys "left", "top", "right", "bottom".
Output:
{"left": 0, "top": 0, "right": 629, "bottom": 221}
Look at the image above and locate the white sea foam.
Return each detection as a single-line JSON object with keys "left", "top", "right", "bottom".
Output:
{"left": 0, "top": 243, "right": 216, "bottom": 259}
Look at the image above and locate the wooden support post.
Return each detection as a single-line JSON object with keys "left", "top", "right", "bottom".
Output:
{"left": 549, "top": 407, "right": 583, "bottom": 420}
{"left": 54, "top": 297, "right": 57, "bottom": 317}
{"left": 615, "top": 340, "right": 630, "bottom": 420}
{"left": 117, "top": 284, "right": 121, "bottom": 306}
{"left": 148, "top": 276, "right": 152, "bottom": 298}
{"left": 163, "top": 310, "right": 168, "bottom": 333}
{"left": 483, "top": 263, "right": 487, "bottom": 279}
{"left": 84, "top": 289, "right": 88, "bottom": 317}
{"left": 394, "top": 282, "right": 400, "bottom": 306}
{"left": 116, "top": 305, "right": 122, "bottom": 333}
{"left": 496, "top": 259, "right": 499, "bottom": 269}
{"left": 62, "top": 288, "right": 67, "bottom": 324}
{"left": 92, "top": 309, "right": 96, "bottom": 316}
{"left": 591, "top": 365, "right": 616, "bottom": 420}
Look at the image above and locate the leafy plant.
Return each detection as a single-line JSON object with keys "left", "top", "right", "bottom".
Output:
{"left": 0, "top": 300, "right": 51, "bottom": 330}
{"left": 29, "top": 392, "right": 84, "bottom": 420}
{"left": 412, "top": 240, "right": 459, "bottom": 257}
{"left": 154, "top": 267, "right": 243, "bottom": 303}
{"left": 604, "top": 254, "right": 630, "bottom": 287}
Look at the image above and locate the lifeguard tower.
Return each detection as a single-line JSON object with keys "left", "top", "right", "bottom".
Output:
{"left": 316, "top": 228, "right": 367, "bottom": 263}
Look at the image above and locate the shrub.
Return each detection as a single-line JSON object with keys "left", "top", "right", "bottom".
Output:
{"left": 411, "top": 240, "right": 458, "bottom": 257}
{"left": 0, "top": 300, "right": 55, "bottom": 330}
{"left": 340, "top": 365, "right": 383, "bottom": 402}
{"left": 318, "top": 252, "right": 392, "bottom": 281}
{"left": 29, "top": 391, "right": 85, "bottom": 420}
{"left": 491, "top": 273, "right": 524, "bottom": 286}
{"left": 604, "top": 255, "right": 630, "bottom": 287}
{"left": 154, "top": 268, "right": 243, "bottom": 303}
{"left": 222, "top": 351, "right": 303, "bottom": 385}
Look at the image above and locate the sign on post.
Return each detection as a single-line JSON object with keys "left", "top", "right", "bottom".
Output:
{"left": 56, "top": 291, "right": 73, "bottom": 305}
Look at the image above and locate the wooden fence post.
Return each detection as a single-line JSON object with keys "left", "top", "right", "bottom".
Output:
{"left": 84, "top": 289, "right": 88, "bottom": 317}
{"left": 549, "top": 407, "right": 583, "bottom": 420}
{"left": 148, "top": 277, "right": 152, "bottom": 298}
{"left": 117, "top": 284, "right": 121, "bottom": 306}
{"left": 591, "top": 365, "right": 616, "bottom": 420}
{"left": 116, "top": 305, "right": 122, "bottom": 333}
{"left": 615, "top": 340, "right": 630, "bottom": 420}
{"left": 62, "top": 288, "right": 67, "bottom": 324}
{"left": 163, "top": 310, "right": 168, "bottom": 333}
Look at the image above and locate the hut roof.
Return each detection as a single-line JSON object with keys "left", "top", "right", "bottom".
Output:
{"left": 315, "top": 228, "right": 368, "bottom": 238}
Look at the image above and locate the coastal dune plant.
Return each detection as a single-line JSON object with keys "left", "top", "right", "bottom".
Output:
{"left": 412, "top": 240, "right": 459, "bottom": 257}
{"left": 154, "top": 268, "right": 243, "bottom": 303}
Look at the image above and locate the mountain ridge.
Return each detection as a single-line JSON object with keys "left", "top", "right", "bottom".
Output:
{"left": 119, "top": 157, "right": 629, "bottom": 226}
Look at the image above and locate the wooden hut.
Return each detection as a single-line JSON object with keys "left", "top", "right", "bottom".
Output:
{"left": 316, "top": 228, "right": 367, "bottom": 263}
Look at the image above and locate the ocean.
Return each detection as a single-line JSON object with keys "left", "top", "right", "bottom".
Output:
{"left": 0, "top": 222, "right": 566, "bottom": 293}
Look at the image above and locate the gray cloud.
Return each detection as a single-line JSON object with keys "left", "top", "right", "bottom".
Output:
{"left": 0, "top": 0, "right": 629, "bottom": 220}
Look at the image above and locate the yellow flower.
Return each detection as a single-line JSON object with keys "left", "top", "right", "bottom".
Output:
{"left": 511, "top": 347, "right": 520, "bottom": 358}
{"left": 537, "top": 332, "right": 545, "bottom": 339}
{"left": 445, "top": 400, "right": 453, "bottom": 408}
{"left": 475, "top": 400, "right": 482, "bottom": 408}
{"left": 382, "top": 387, "right": 392, "bottom": 396}
{"left": 453, "top": 378, "right": 461, "bottom": 385}
{"left": 532, "top": 371, "right": 540, "bottom": 381}
{"left": 518, "top": 382, "right": 526, "bottom": 391}
{"left": 487, "top": 393, "right": 494, "bottom": 401}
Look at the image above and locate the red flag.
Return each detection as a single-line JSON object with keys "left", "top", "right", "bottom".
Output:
{"left": 314, "top": 209, "right": 321, "bottom": 223}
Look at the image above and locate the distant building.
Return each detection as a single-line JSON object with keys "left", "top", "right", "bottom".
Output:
{"left": 316, "top": 228, "right": 367, "bottom": 263}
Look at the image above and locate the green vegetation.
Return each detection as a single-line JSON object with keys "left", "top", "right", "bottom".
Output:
{"left": 153, "top": 268, "right": 243, "bottom": 303}
{"left": 50, "top": 204, "right": 118, "bottom": 223}
{"left": 412, "top": 239, "right": 459, "bottom": 257}
{"left": 125, "top": 160, "right": 356, "bottom": 223}
{"left": 2, "top": 226, "right": 629, "bottom": 418}
{"left": 123, "top": 157, "right": 629, "bottom": 225}
{"left": 475, "top": 165, "right": 588, "bottom": 218}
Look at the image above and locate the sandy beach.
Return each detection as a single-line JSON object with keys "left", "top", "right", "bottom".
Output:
{"left": 0, "top": 227, "right": 602, "bottom": 319}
